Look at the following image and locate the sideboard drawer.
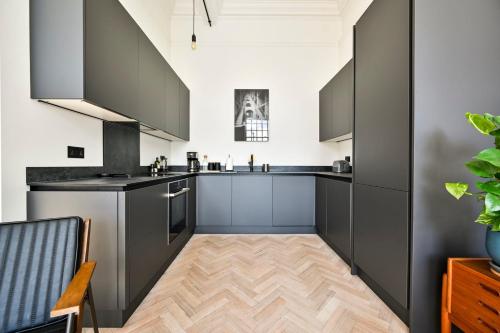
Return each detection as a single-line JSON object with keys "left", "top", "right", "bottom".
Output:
{"left": 451, "top": 264, "right": 500, "bottom": 328}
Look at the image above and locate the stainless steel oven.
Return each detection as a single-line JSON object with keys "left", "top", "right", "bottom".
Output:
{"left": 167, "top": 179, "right": 190, "bottom": 244}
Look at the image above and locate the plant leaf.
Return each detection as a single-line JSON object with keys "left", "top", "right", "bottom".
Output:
{"left": 477, "top": 210, "right": 500, "bottom": 231}
{"left": 475, "top": 148, "right": 500, "bottom": 167}
{"left": 485, "top": 193, "right": 500, "bottom": 213}
{"left": 476, "top": 181, "right": 500, "bottom": 196}
{"left": 476, "top": 210, "right": 494, "bottom": 225}
{"left": 466, "top": 113, "right": 496, "bottom": 135}
{"left": 484, "top": 113, "right": 500, "bottom": 126}
{"left": 445, "top": 182, "right": 469, "bottom": 199}
{"left": 492, "top": 219, "right": 500, "bottom": 231}
{"left": 466, "top": 159, "right": 499, "bottom": 178}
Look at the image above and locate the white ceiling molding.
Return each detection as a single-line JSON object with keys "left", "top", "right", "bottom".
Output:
{"left": 173, "top": 0, "right": 343, "bottom": 19}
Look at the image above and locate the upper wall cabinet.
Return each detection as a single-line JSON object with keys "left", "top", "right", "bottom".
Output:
{"left": 85, "top": 0, "right": 139, "bottom": 120}
{"left": 29, "top": 0, "right": 190, "bottom": 141}
{"left": 319, "top": 59, "right": 353, "bottom": 142}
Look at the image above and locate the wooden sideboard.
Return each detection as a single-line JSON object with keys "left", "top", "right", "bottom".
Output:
{"left": 442, "top": 258, "right": 500, "bottom": 333}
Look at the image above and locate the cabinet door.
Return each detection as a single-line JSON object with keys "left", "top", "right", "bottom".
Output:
{"left": 127, "top": 183, "right": 168, "bottom": 302}
{"left": 315, "top": 177, "right": 327, "bottom": 236}
{"left": 273, "top": 176, "right": 315, "bottom": 226}
{"left": 197, "top": 176, "right": 232, "bottom": 226}
{"left": 326, "top": 179, "right": 351, "bottom": 260}
{"left": 187, "top": 177, "right": 197, "bottom": 233}
{"left": 331, "top": 60, "right": 353, "bottom": 138}
{"left": 179, "top": 80, "right": 190, "bottom": 140}
{"left": 85, "top": 0, "right": 139, "bottom": 118}
{"left": 354, "top": 0, "right": 410, "bottom": 191}
{"left": 138, "top": 32, "right": 166, "bottom": 130}
{"left": 319, "top": 80, "right": 334, "bottom": 141}
{"left": 353, "top": 183, "right": 408, "bottom": 308}
{"left": 27, "top": 192, "right": 119, "bottom": 311}
{"left": 165, "top": 64, "right": 180, "bottom": 136}
{"left": 232, "top": 176, "right": 272, "bottom": 226}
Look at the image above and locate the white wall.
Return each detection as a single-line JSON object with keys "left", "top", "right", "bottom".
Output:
{"left": 0, "top": 0, "right": 172, "bottom": 221}
{"left": 335, "top": 0, "right": 374, "bottom": 160}
{"left": 338, "top": 0, "right": 373, "bottom": 66}
{"left": 168, "top": 15, "right": 347, "bottom": 166}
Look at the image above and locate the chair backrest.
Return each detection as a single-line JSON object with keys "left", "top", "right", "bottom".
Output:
{"left": 0, "top": 217, "right": 83, "bottom": 333}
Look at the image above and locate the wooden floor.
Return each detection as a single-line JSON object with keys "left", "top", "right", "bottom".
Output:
{"left": 90, "top": 235, "right": 408, "bottom": 333}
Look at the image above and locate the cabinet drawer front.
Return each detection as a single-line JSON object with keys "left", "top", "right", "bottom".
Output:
{"left": 451, "top": 265, "right": 500, "bottom": 328}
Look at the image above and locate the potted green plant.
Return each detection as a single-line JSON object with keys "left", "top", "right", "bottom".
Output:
{"left": 445, "top": 113, "right": 500, "bottom": 274}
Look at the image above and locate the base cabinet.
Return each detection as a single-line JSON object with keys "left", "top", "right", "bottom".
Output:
{"left": 353, "top": 183, "right": 408, "bottom": 309}
{"left": 197, "top": 176, "right": 232, "bottom": 226}
{"left": 196, "top": 175, "right": 316, "bottom": 232}
{"left": 187, "top": 177, "right": 197, "bottom": 233}
{"left": 272, "top": 176, "right": 315, "bottom": 227}
{"left": 315, "top": 178, "right": 328, "bottom": 236}
{"left": 27, "top": 179, "right": 194, "bottom": 327}
{"left": 316, "top": 177, "right": 352, "bottom": 262}
{"left": 325, "top": 179, "right": 351, "bottom": 261}
{"left": 126, "top": 183, "right": 168, "bottom": 303}
{"left": 232, "top": 176, "right": 272, "bottom": 226}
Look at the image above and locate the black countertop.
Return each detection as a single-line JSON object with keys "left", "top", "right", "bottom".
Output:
{"left": 28, "top": 171, "right": 352, "bottom": 192}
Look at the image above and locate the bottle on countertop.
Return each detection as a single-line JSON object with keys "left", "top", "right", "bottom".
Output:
{"left": 201, "top": 155, "right": 208, "bottom": 171}
{"left": 225, "top": 154, "right": 234, "bottom": 172}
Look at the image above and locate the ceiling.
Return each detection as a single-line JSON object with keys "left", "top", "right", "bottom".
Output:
{"left": 172, "top": 0, "right": 349, "bottom": 22}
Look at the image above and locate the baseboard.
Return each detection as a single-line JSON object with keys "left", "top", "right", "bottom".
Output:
{"left": 195, "top": 225, "right": 317, "bottom": 234}
{"left": 355, "top": 266, "right": 409, "bottom": 325}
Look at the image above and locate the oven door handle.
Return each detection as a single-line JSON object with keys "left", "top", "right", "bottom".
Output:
{"left": 167, "top": 187, "right": 190, "bottom": 198}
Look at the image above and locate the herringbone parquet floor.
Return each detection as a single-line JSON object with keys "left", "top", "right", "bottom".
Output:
{"left": 92, "top": 235, "right": 408, "bottom": 333}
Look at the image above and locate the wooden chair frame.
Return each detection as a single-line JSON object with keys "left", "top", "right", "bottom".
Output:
{"left": 50, "top": 218, "right": 99, "bottom": 333}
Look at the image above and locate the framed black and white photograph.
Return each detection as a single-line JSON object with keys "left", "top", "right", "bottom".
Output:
{"left": 234, "top": 89, "right": 269, "bottom": 142}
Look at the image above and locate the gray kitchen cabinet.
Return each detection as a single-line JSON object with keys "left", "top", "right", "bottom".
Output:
{"left": 27, "top": 192, "right": 119, "bottom": 315}
{"left": 126, "top": 183, "right": 168, "bottom": 303}
{"left": 188, "top": 177, "right": 197, "bottom": 233}
{"left": 354, "top": 0, "right": 410, "bottom": 191}
{"left": 331, "top": 60, "right": 353, "bottom": 139}
{"left": 319, "top": 59, "right": 353, "bottom": 142}
{"left": 165, "top": 64, "right": 180, "bottom": 136}
{"left": 353, "top": 183, "right": 408, "bottom": 309}
{"left": 197, "top": 176, "right": 232, "bottom": 226}
{"left": 315, "top": 177, "right": 351, "bottom": 263}
{"left": 272, "top": 176, "right": 315, "bottom": 226}
{"left": 325, "top": 179, "right": 351, "bottom": 261}
{"left": 27, "top": 179, "right": 194, "bottom": 327}
{"left": 319, "top": 79, "right": 334, "bottom": 141}
{"left": 232, "top": 176, "right": 272, "bottom": 226}
{"left": 30, "top": 0, "right": 191, "bottom": 141}
{"left": 315, "top": 177, "right": 327, "bottom": 236}
{"left": 84, "top": 0, "right": 139, "bottom": 119}
{"left": 179, "top": 80, "right": 190, "bottom": 140}
{"left": 138, "top": 32, "right": 166, "bottom": 130}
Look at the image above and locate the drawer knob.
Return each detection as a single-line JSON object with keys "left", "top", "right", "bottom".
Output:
{"left": 477, "top": 317, "right": 499, "bottom": 333}
{"left": 480, "top": 283, "right": 500, "bottom": 297}
{"left": 478, "top": 300, "right": 500, "bottom": 316}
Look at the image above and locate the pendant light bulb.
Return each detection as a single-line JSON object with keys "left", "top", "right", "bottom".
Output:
{"left": 191, "top": 34, "right": 197, "bottom": 50}
{"left": 191, "top": 0, "right": 196, "bottom": 50}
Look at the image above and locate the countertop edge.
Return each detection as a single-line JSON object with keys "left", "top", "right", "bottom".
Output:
{"left": 28, "top": 172, "right": 352, "bottom": 192}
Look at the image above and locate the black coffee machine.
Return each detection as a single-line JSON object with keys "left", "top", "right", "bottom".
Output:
{"left": 187, "top": 152, "right": 200, "bottom": 172}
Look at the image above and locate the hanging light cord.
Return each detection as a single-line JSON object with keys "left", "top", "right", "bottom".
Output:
{"left": 192, "top": 0, "right": 195, "bottom": 35}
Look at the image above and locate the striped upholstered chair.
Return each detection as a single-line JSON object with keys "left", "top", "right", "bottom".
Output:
{"left": 0, "top": 217, "right": 98, "bottom": 333}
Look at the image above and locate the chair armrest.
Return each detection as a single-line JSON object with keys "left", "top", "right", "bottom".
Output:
{"left": 50, "top": 261, "right": 96, "bottom": 318}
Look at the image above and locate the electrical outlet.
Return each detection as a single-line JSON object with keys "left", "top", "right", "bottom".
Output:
{"left": 68, "top": 146, "right": 84, "bottom": 159}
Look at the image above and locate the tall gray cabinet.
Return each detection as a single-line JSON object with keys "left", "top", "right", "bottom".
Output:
{"left": 30, "top": 0, "right": 190, "bottom": 141}
{"left": 353, "top": 0, "right": 500, "bottom": 331}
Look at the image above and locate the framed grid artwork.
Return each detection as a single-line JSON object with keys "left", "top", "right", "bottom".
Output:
{"left": 234, "top": 89, "right": 269, "bottom": 142}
